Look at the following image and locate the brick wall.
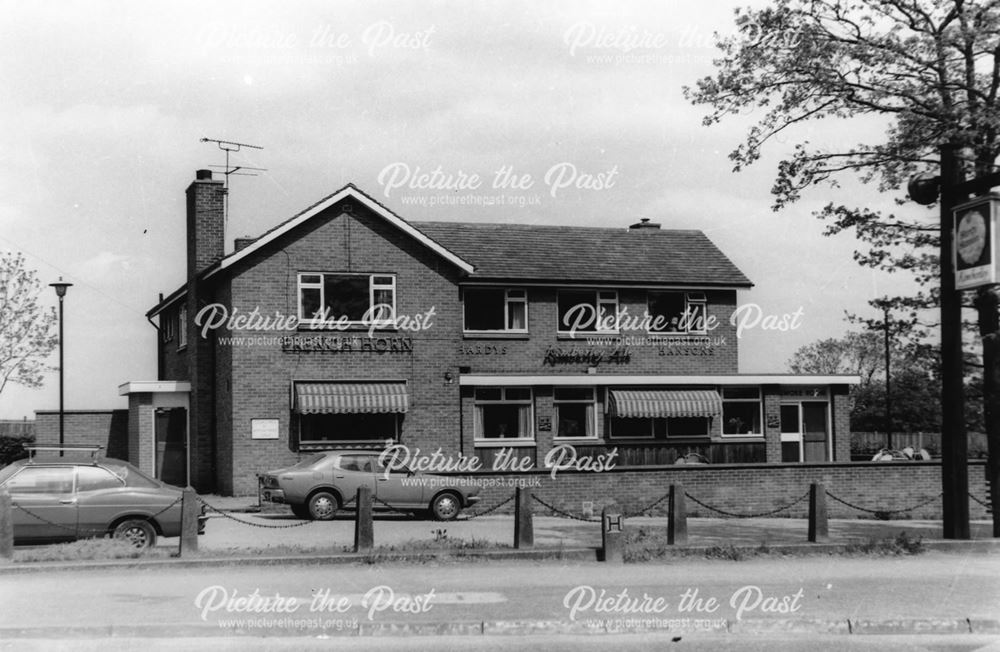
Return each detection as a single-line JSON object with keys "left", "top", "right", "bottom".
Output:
{"left": 35, "top": 410, "right": 129, "bottom": 459}
{"left": 448, "top": 460, "right": 991, "bottom": 520}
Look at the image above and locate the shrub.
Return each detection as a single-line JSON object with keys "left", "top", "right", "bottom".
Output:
{"left": 0, "top": 433, "right": 34, "bottom": 468}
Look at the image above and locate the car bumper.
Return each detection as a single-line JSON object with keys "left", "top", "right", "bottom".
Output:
{"left": 260, "top": 488, "right": 286, "bottom": 504}
{"left": 465, "top": 495, "right": 481, "bottom": 507}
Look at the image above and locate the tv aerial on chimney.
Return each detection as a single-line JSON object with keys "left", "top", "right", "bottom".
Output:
{"left": 200, "top": 137, "right": 266, "bottom": 230}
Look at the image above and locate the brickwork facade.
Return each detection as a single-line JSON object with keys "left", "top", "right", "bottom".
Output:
{"left": 149, "top": 174, "right": 858, "bottom": 495}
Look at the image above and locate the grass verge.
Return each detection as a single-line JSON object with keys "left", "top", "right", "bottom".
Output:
{"left": 12, "top": 538, "right": 165, "bottom": 563}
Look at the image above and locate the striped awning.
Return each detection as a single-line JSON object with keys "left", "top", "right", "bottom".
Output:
{"left": 609, "top": 390, "right": 722, "bottom": 418}
{"left": 294, "top": 382, "right": 409, "bottom": 414}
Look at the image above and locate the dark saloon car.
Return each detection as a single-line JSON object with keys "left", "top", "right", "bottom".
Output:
{"left": 259, "top": 450, "right": 480, "bottom": 521}
{"left": 0, "top": 447, "right": 206, "bottom": 549}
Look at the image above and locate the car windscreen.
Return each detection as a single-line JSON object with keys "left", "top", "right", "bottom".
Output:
{"left": 0, "top": 463, "right": 23, "bottom": 486}
{"left": 101, "top": 462, "right": 161, "bottom": 488}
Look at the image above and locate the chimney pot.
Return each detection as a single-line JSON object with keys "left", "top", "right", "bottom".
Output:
{"left": 629, "top": 218, "right": 661, "bottom": 230}
{"left": 196, "top": 169, "right": 213, "bottom": 180}
{"left": 234, "top": 236, "right": 256, "bottom": 252}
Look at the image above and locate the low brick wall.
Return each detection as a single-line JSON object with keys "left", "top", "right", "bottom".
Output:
{"left": 34, "top": 410, "right": 129, "bottom": 460}
{"left": 444, "top": 461, "right": 991, "bottom": 520}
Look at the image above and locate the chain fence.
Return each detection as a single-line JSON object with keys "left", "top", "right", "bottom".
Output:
{"left": 197, "top": 494, "right": 358, "bottom": 529}
{"left": 531, "top": 494, "right": 601, "bottom": 522}
{"left": 824, "top": 490, "right": 942, "bottom": 517}
{"left": 684, "top": 489, "right": 811, "bottom": 519}
{"left": 968, "top": 492, "right": 993, "bottom": 511}
{"left": 460, "top": 493, "right": 516, "bottom": 520}
{"left": 11, "top": 496, "right": 182, "bottom": 537}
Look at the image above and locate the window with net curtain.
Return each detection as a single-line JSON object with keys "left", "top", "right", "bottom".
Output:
{"left": 554, "top": 387, "right": 596, "bottom": 438}
{"left": 464, "top": 289, "right": 527, "bottom": 331}
{"left": 474, "top": 387, "right": 533, "bottom": 439}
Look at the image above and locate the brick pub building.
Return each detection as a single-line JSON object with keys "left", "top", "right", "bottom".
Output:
{"left": 119, "top": 169, "right": 866, "bottom": 498}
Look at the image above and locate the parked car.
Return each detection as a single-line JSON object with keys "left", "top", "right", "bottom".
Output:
{"left": 0, "top": 446, "right": 206, "bottom": 549}
{"left": 259, "top": 450, "right": 480, "bottom": 521}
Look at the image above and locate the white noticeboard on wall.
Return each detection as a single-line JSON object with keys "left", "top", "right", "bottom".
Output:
{"left": 251, "top": 418, "right": 280, "bottom": 440}
{"left": 954, "top": 195, "right": 1000, "bottom": 291}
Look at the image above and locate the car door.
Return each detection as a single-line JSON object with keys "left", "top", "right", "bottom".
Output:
{"left": 75, "top": 465, "right": 128, "bottom": 539}
{"left": 373, "top": 455, "right": 423, "bottom": 509}
{"left": 4, "top": 466, "right": 77, "bottom": 542}
{"left": 334, "top": 454, "right": 375, "bottom": 506}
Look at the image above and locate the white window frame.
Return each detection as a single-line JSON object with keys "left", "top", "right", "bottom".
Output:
{"left": 556, "top": 289, "right": 620, "bottom": 335}
{"left": 553, "top": 387, "right": 598, "bottom": 440}
{"left": 473, "top": 387, "right": 535, "bottom": 446}
{"left": 720, "top": 386, "right": 764, "bottom": 438}
{"left": 646, "top": 291, "right": 709, "bottom": 335}
{"left": 161, "top": 310, "right": 175, "bottom": 343}
{"left": 297, "top": 272, "right": 397, "bottom": 327}
{"left": 177, "top": 304, "right": 188, "bottom": 350}
{"left": 462, "top": 288, "right": 529, "bottom": 334}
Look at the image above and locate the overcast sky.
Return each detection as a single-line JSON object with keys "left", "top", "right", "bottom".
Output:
{"left": 0, "top": 1, "right": 920, "bottom": 419}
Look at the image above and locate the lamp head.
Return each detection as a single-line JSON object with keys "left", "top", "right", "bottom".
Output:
{"left": 49, "top": 277, "right": 73, "bottom": 298}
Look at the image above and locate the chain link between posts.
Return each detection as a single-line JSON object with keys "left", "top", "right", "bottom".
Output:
{"left": 824, "top": 490, "right": 942, "bottom": 516}
{"left": 968, "top": 492, "right": 993, "bottom": 510}
{"left": 197, "top": 494, "right": 355, "bottom": 529}
{"left": 684, "top": 489, "right": 811, "bottom": 519}
{"left": 531, "top": 494, "right": 601, "bottom": 522}
{"left": 11, "top": 496, "right": 183, "bottom": 537}
{"left": 460, "top": 493, "right": 516, "bottom": 520}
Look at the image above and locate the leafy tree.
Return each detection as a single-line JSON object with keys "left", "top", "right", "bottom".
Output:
{"left": 686, "top": 0, "right": 1000, "bottom": 341}
{"left": 687, "top": 0, "right": 1000, "bottom": 533}
{"left": 788, "top": 330, "right": 883, "bottom": 381}
{"left": 0, "top": 252, "right": 58, "bottom": 397}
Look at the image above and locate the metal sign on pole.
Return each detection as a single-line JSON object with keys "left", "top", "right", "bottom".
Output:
{"left": 954, "top": 194, "right": 1000, "bottom": 291}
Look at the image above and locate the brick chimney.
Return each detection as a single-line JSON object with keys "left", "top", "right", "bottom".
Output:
{"left": 186, "top": 169, "right": 226, "bottom": 277}
{"left": 629, "top": 218, "right": 661, "bottom": 231}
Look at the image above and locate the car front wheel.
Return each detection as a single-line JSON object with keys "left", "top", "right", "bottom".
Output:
{"left": 308, "top": 492, "right": 339, "bottom": 520}
{"left": 290, "top": 503, "right": 311, "bottom": 519}
{"left": 431, "top": 492, "right": 461, "bottom": 521}
{"left": 113, "top": 519, "right": 157, "bottom": 550}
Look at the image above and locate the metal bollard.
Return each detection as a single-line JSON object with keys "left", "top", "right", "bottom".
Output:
{"left": 354, "top": 486, "right": 374, "bottom": 553}
{"left": 808, "top": 483, "right": 829, "bottom": 543}
{"left": 601, "top": 508, "right": 624, "bottom": 563}
{"left": 514, "top": 487, "right": 533, "bottom": 549}
{"left": 0, "top": 489, "right": 12, "bottom": 562}
{"left": 667, "top": 483, "right": 688, "bottom": 545}
{"left": 179, "top": 487, "right": 200, "bottom": 555}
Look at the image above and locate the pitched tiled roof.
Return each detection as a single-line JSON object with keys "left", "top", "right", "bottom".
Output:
{"left": 414, "top": 222, "right": 752, "bottom": 286}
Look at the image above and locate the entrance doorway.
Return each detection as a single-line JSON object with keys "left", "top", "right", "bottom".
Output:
{"left": 155, "top": 407, "right": 187, "bottom": 486}
{"left": 780, "top": 402, "right": 829, "bottom": 462}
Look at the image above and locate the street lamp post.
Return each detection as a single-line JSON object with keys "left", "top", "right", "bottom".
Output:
{"left": 49, "top": 278, "right": 72, "bottom": 453}
{"left": 909, "top": 147, "right": 1000, "bottom": 539}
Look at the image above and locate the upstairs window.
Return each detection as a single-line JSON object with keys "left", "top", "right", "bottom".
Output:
{"left": 298, "top": 273, "right": 396, "bottom": 326}
{"left": 463, "top": 288, "right": 527, "bottom": 332}
{"left": 647, "top": 291, "right": 707, "bottom": 334}
{"left": 557, "top": 290, "right": 619, "bottom": 334}
{"left": 178, "top": 304, "right": 188, "bottom": 349}
{"left": 161, "top": 309, "right": 176, "bottom": 343}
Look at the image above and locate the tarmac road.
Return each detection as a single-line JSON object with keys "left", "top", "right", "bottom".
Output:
{"left": 2, "top": 550, "right": 998, "bottom": 642}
